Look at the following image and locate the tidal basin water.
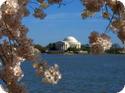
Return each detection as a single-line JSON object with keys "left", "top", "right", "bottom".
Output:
{"left": 22, "top": 54, "right": 125, "bottom": 93}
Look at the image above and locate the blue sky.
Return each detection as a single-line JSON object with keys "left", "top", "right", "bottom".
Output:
{"left": 22, "top": 0, "right": 122, "bottom": 46}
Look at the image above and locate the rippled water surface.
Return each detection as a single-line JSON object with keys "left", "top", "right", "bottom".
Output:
{"left": 22, "top": 54, "right": 125, "bottom": 93}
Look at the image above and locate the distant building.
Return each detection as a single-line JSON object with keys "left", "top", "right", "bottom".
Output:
{"left": 55, "top": 36, "right": 81, "bottom": 51}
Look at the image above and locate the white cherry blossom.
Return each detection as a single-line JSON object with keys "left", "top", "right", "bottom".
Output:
{"left": 0, "top": 85, "right": 8, "bottom": 93}
{"left": 0, "top": 0, "right": 6, "bottom": 7}
{"left": 1, "top": 0, "right": 19, "bottom": 14}
{"left": 43, "top": 64, "right": 61, "bottom": 84}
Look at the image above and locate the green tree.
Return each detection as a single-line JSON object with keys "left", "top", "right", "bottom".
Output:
{"left": 47, "top": 43, "right": 57, "bottom": 50}
{"left": 106, "top": 43, "right": 121, "bottom": 54}
{"left": 81, "top": 44, "right": 90, "bottom": 53}
{"left": 67, "top": 47, "right": 80, "bottom": 52}
{"left": 34, "top": 44, "right": 47, "bottom": 53}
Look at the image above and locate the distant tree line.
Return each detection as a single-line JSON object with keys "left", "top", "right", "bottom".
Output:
{"left": 34, "top": 43, "right": 124, "bottom": 54}
{"left": 105, "top": 43, "right": 123, "bottom": 54}
{"left": 34, "top": 44, "right": 47, "bottom": 53}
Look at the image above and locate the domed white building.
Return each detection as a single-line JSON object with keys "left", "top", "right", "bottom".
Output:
{"left": 55, "top": 36, "right": 81, "bottom": 51}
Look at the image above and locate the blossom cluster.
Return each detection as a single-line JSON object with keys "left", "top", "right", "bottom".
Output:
{"left": 89, "top": 32, "right": 112, "bottom": 54}
{"left": 91, "top": 36, "right": 112, "bottom": 51}
{"left": 1, "top": 0, "right": 19, "bottom": 14}
{"left": 0, "top": 0, "right": 63, "bottom": 92}
{"left": 43, "top": 64, "right": 62, "bottom": 84}
{"left": 0, "top": 11, "right": 2, "bottom": 20}
{"left": 10, "top": 57, "right": 25, "bottom": 81}
{"left": 0, "top": 85, "right": 7, "bottom": 93}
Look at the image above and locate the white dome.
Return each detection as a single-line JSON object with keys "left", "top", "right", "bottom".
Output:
{"left": 64, "top": 36, "right": 79, "bottom": 43}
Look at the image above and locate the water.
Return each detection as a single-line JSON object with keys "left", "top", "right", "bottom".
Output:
{"left": 22, "top": 54, "right": 125, "bottom": 93}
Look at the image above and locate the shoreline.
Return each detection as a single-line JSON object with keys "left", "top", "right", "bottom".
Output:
{"left": 42, "top": 53, "right": 125, "bottom": 56}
